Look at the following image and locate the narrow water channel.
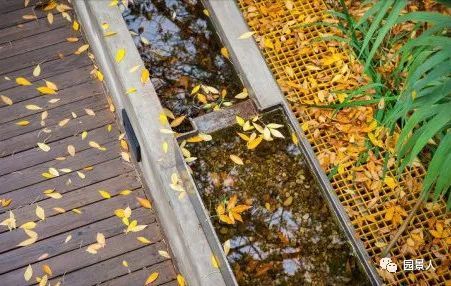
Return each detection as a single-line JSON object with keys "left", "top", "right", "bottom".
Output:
{"left": 123, "top": 1, "right": 370, "bottom": 285}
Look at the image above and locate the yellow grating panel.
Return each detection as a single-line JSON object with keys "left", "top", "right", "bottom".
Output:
{"left": 237, "top": 0, "right": 450, "bottom": 285}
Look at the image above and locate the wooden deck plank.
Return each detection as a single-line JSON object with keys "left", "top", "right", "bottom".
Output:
{"left": 0, "top": 53, "right": 90, "bottom": 92}
{"left": 0, "top": 25, "right": 71, "bottom": 60}
{"left": 0, "top": 81, "right": 103, "bottom": 124}
{"left": 105, "top": 261, "right": 178, "bottom": 286}
{"left": 0, "top": 11, "right": 66, "bottom": 44}
{"left": 0, "top": 65, "right": 92, "bottom": 106}
{"left": 0, "top": 41, "right": 77, "bottom": 75}
{"left": 0, "top": 140, "right": 120, "bottom": 194}
{"left": 48, "top": 243, "right": 171, "bottom": 286}
{"left": 0, "top": 190, "right": 145, "bottom": 254}
{"left": 0, "top": 215, "right": 161, "bottom": 285}
{"left": 0, "top": 2, "right": 178, "bottom": 284}
{"left": 0, "top": 208, "right": 156, "bottom": 275}
{"left": 0, "top": 95, "right": 108, "bottom": 143}
{"left": 0, "top": 158, "right": 133, "bottom": 213}
{"left": 0, "top": 124, "right": 119, "bottom": 176}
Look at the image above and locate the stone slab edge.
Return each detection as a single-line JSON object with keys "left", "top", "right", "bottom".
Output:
{"left": 203, "top": 0, "right": 383, "bottom": 285}
{"left": 72, "top": 1, "right": 233, "bottom": 285}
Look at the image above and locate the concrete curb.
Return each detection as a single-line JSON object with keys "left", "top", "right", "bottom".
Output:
{"left": 73, "top": 1, "right": 232, "bottom": 285}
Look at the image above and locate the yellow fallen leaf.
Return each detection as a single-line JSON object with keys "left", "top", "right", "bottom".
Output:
{"left": 16, "top": 120, "right": 30, "bottom": 126}
{"left": 141, "top": 68, "right": 150, "bottom": 84}
{"left": 36, "top": 205, "right": 45, "bottom": 220}
{"left": 58, "top": 118, "right": 70, "bottom": 127}
{"left": 33, "top": 64, "right": 41, "bottom": 77}
{"left": 72, "top": 20, "right": 79, "bottom": 31}
{"left": 77, "top": 171, "right": 85, "bottom": 179}
{"left": 53, "top": 207, "right": 66, "bottom": 213}
{"left": 211, "top": 255, "right": 219, "bottom": 268}
{"left": 17, "top": 235, "right": 38, "bottom": 247}
{"left": 72, "top": 208, "right": 82, "bottom": 214}
{"left": 45, "top": 80, "right": 58, "bottom": 90}
{"left": 81, "top": 131, "right": 88, "bottom": 140}
{"left": 65, "top": 234, "right": 72, "bottom": 243}
{"left": 47, "top": 12, "right": 53, "bottom": 24}
{"left": 122, "top": 260, "right": 129, "bottom": 267}
{"left": 24, "top": 265, "right": 33, "bottom": 281}
{"left": 37, "top": 86, "right": 57, "bottom": 95}
{"left": 20, "top": 222, "right": 36, "bottom": 230}
{"left": 238, "top": 31, "right": 256, "bottom": 39}
{"left": 42, "top": 264, "right": 52, "bottom": 276}
{"left": 384, "top": 176, "right": 397, "bottom": 189}
{"left": 115, "top": 48, "right": 125, "bottom": 63}
{"left": 158, "top": 250, "right": 170, "bottom": 258}
{"left": 220, "top": 47, "right": 229, "bottom": 59}
{"left": 68, "top": 145, "right": 75, "bottom": 156}
{"left": 129, "top": 65, "right": 141, "bottom": 73}
{"left": 37, "top": 142, "right": 50, "bottom": 152}
{"left": 85, "top": 108, "right": 95, "bottom": 116}
{"left": 75, "top": 44, "right": 89, "bottom": 55}
{"left": 89, "top": 141, "right": 101, "bottom": 149}
{"left": 136, "top": 197, "right": 151, "bottom": 209}
{"left": 247, "top": 135, "right": 263, "bottom": 150}
{"left": 177, "top": 274, "right": 186, "bottom": 286}
{"left": 1, "top": 95, "right": 13, "bottom": 105}
{"left": 126, "top": 87, "right": 137, "bottom": 94}
{"left": 137, "top": 236, "right": 151, "bottom": 244}
{"left": 99, "top": 190, "right": 111, "bottom": 199}
{"left": 170, "top": 116, "right": 186, "bottom": 128}
{"left": 104, "top": 31, "right": 117, "bottom": 37}
{"left": 235, "top": 88, "right": 248, "bottom": 99}
{"left": 16, "top": 77, "right": 32, "bottom": 86}
{"left": 229, "top": 154, "right": 244, "bottom": 165}
{"left": 119, "top": 189, "right": 132, "bottom": 195}
{"left": 46, "top": 192, "right": 62, "bottom": 199}
{"left": 145, "top": 272, "right": 159, "bottom": 285}
{"left": 22, "top": 14, "right": 37, "bottom": 20}
{"left": 66, "top": 37, "right": 79, "bottom": 42}
{"left": 26, "top": 104, "right": 42, "bottom": 110}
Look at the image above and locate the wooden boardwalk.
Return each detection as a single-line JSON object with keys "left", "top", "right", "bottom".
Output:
{"left": 0, "top": 1, "right": 179, "bottom": 285}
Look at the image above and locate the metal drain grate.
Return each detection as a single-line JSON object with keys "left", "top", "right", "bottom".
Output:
{"left": 237, "top": 0, "right": 450, "bottom": 285}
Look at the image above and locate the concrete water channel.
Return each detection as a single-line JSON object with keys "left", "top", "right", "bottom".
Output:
{"left": 75, "top": 0, "right": 382, "bottom": 285}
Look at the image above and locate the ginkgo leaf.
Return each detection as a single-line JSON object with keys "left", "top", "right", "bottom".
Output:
{"left": 26, "top": 104, "right": 42, "bottom": 110}
{"left": 136, "top": 197, "right": 151, "bottom": 209}
{"left": 1, "top": 95, "right": 13, "bottom": 105}
{"left": 141, "top": 68, "right": 150, "bottom": 84}
{"left": 16, "top": 120, "right": 30, "bottom": 126}
{"left": 68, "top": 145, "right": 75, "bottom": 156}
{"left": 115, "top": 48, "right": 125, "bottom": 63}
{"left": 75, "top": 44, "right": 89, "bottom": 55}
{"left": 177, "top": 274, "right": 186, "bottom": 286}
{"left": 238, "top": 31, "right": 256, "bottom": 39}
{"left": 145, "top": 272, "right": 159, "bottom": 285}
{"left": 16, "top": 77, "right": 32, "bottom": 86}
{"left": 36, "top": 205, "right": 45, "bottom": 220}
{"left": 137, "top": 236, "right": 151, "bottom": 244}
{"left": 42, "top": 264, "right": 52, "bottom": 276}
{"left": 229, "top": 154, "right": 244, "bottom": 165}
{"left": 33, "top": 64, "right": 41, "bottom": 77}
{"left": 37, "top": 142, "right": 50, "bottom": 152}
{"left": 99, "top": 190, "right": 111, "bottom": 199}
{"left": 24, "top": 265, "right": 33, "bottom": 281}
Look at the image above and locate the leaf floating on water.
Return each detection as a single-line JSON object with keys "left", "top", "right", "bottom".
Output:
{"left": 1, "top": 95, "right": 13, "bottom": 105}
{"left": 170, "top": 115, "right": 186, "bottom": 128}
{"left": 141, "top": 68, "right": 150, "bottom": 84}
{"left": 37, "top": 142, "right": 50, "bottom": 152}
{"left": 24, "top": 265, "right": 33, "bottom": 281}
{"left": 220, "top": 47, "right": 229, "bottom": 59}
{"left": 26, "top": 104, "right": 42, "bottom": 110}
{"left": 33, "top": 64, "right": 41, "bottom": 77}
{"left": 16, "top": 77, "right": 32, "bottom": 86}
{"left": 115, "top": 48, "right": 125, "bottom": 63}
{"left": 145, "top": 272, "right": 159, "bottom": 285}
{"left": 238, "top": 31, "right": 256, "bottom": 39}
{"left": 36, "top": 205, "right": 45, "bottom": 220}
{"left": 229, "top": 154, "right": 244, "bottom": 165}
